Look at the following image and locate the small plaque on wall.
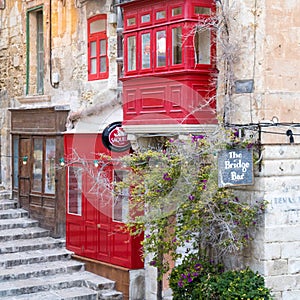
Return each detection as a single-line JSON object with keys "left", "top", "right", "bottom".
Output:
{"left": 218, "top": 148, "right": 254, "bottom": 187}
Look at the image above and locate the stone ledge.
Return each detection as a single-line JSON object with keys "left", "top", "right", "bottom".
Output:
{"left": 15, "top": 95, "right": 51, "bottom": 104}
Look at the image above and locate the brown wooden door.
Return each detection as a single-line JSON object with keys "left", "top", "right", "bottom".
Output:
{"left": 19, "top": 137, "right": 31, "bottom": 210}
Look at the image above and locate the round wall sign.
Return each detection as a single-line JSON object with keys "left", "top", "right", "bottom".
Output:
{"left": 102, "top": 122, "right": 131, "bottom": 152}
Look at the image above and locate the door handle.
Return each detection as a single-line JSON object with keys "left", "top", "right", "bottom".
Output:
{"left": 97, "top": 224, "right": 101, "bottom": 229}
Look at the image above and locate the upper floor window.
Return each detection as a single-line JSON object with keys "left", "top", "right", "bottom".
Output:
{"left": 88, "top": 15, "right": 108, "bottom": 81}
{"left": 27, "top": 8, "right": 44, "bottom": 95}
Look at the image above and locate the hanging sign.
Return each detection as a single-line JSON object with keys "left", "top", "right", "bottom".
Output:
{"left": 218, "top": 148, "right": 254, "bottom": 187}
{"left": 102, "top": 122, "right": 131, "bottom": 152}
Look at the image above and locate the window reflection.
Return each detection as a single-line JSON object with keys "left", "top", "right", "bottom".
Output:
{"left": 172, "top": 27, "right": 182, "bottom": 65}
{"left": 142, "top": 33, "right": 151, "bottom": 69}
{"left": 127, "top": 36, "right": 136, "bottom": 71}
{"left": 44, "top": 139, "right": 55, "bottom": 194}
{"left": 194, "top": 28, "right": 211, "bottom": 64}
{"left": 156, "top": 30, "right": 166, "bottom": 67}
{"left": 32, "top": 138, "right": 43, "bottom": 192}
{"left": 68, "top": 167, "right": 82, "bottom": 215}
{"left": 113, "top": 170, "right": 128, "bottom": 223}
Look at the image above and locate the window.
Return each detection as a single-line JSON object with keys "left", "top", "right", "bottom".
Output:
{"left": 141, "top": 13, "right": 151, "bottom": 24}
{"left": 68, "top": 167, "right": 82, "bottom": 216}
{"left": 32, "top": 137, "right": 56, "bottom": 194}
{"left": 13, "top": 136, "right": 19, "bottom": 189}
{"left": 32, "top": 138, "right": 43, "bottom": 192}
{"left": 141, "top": 32, "right": 151, "bottom": 69}
{"left": 44, "top": 139, "right": 56, "bottom": 194}
{"left": 156, "top": 10, "right": 166, "bottom": 21}
{"left": 194, "top": 27, "right": 211, "bottom": 64}
{"left": 27, "top": 8, "right": 44, "bottom": 95}
{"left": 88, "top": 15, "right": 108, "bottom": 80}
{"left": 172, "top": 26, "right": 182, "bottom": 65}
{"left": 194, "top": 6, "right": 211, "bottom": 15}
{"left": 156, "top": 30, "right": 166, "bottom": 67}
{"left": 127, "top": 35, "right": 137, "bottom": 71}
{"left": 113, "top": 170, "right": 129, "bottom": 223}
{"left": 126, "top": 16, "right": 137, "bottom": 28}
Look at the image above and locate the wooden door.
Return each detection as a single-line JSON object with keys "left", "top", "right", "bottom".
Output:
{"left": 19, "top": 137, "right": 31, "bottom": 210}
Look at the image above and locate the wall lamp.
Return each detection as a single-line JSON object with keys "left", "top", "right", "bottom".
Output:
{"left": 22, "top": 156, "right": 28, "bottom": 165}
{"left": 59, "top": 157, "right": 65, "bottom": 167}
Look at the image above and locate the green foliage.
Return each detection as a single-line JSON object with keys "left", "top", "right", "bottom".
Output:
{"left": 169, "top": 254, "right": 273, "bottom": 300}
{"left": 113, "top": 129, "right": 266, "bottom": 277}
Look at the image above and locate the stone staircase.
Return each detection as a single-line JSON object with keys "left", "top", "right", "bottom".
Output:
{"left": 0, "top": 192, "right": 123, "bottom": 300}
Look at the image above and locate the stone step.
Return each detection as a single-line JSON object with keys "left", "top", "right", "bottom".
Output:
{"left": 0, "top": 209, "right": 29, "bottom": 220}
{"left": 0, "top": 191, "right": 13, "bottom": 201}
{"left": 0, "top": 271, "right": 116, "bottom": 297}
{"left": 0, "top": 248, "right": 73, "bottom": 268}
{"left": 0, "top": 259, "right": 85, "bottom": 281}
{"left": 0, "top": 200, "right": 18, "bottom": 211}
{"left": 0, "top": 226, "right": 49, "bottom": 242}
{"left": 0, "top": 217, "right": 39, "bottom": 230}
{"left": 0, "top": 286, "right": 98, "bottom": 300}
{"left": 0, "top": 236, "right": 65, "bottom": 254}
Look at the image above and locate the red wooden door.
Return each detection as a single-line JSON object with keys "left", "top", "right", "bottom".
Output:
{"left": 65, "top": 134, "right": 143, "bottom": 269}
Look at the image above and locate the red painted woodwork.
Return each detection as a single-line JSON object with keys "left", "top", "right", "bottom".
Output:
{"left": 121, "top": 0, "right": 217, "bottom": 126}
{"left": 65, "top": 133, "right": 143, "bottom": 269}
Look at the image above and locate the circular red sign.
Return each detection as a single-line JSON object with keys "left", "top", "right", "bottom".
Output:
{"left": 102, "top": 122, "right": 131, "bottom": 152}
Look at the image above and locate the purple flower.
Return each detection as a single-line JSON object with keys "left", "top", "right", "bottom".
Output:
{"left": 178, "top": 281, "right": 183, "bottom": 288}
{"left": 163, "top": 173, "right": 172, "bottom": 181}
{"left": 150, "top": 260, "right": 156, "bottom": 266}
{"left": 146, "top": 234, "right": 151, "bottom": 239}
{"left": 192, "top": 135, "right": 205, "bottom": 142}
{"left": 192, "top": 272, "right": 199, "bottom": 277}
{"left": 244, "top": 234, "right": 249, "bottom": 240}
{"left": 172, "top": 237, "right": 177, "bottom": 243}
{"left": 188, "top": 195, "right": 195, "bottom": 201}
{"left": 188, "top": 277, "right": 193, "bottom": 283}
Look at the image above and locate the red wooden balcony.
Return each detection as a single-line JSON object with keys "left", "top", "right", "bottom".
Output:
{"left": 121, "top": 0, "right": 218, "bottom": 127}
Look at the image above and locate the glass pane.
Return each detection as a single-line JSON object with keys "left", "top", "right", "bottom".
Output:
{"left": 172, "top": 7, "right": 182, "bottom": 16}
{"left": 100, "top": 57, "right": 106, "bottom": 73}
{"left": 142, "top": 33, "right": 151, "bottom": 69}
{"left": 44, "top": 139, "right": 55, "bottom": 194}
{"left": 90, "top": 19, "right": 106, "bottom": 34}
{"left": 68, "top": 167, "right": 82, "bottom": 215}
{"left": 100, "top": 39, "right": 106, "bottom": 55}
{"left": 13, "top": 136, "right": 19, "bottom": 189}
{"left": 195, "top": 6, "right": 211, "bottom": 15}
{"left": 113, "top": 170, "right": 128, "bottom": 223}
{"left": 156, "top": 30, "right": 166, "bottom": 67}
{"left": 156, "top": 10, "right": 166, "bottom": 20}
{"left": 127, "top": 36, "right": 136, "bottom": 71}
{"left": 32, "top": 138, "right": 43, "bottom": 192}
{"left": 195, "top": 28, "right": 211, "bottom": 64}
{"left": 90, "top": 41, "right": 96, "bottom": 57}
{"left": 141, "top": 14, "right": 150, "bottom": 23}
{"left": 127, "top": 17, "right": 136, "bottom": 26}
{"left": 90, "top": 58, "right": 97, "bottom": 74}
{"left": 172, "top": 27, "right": 182, "bottom": 65}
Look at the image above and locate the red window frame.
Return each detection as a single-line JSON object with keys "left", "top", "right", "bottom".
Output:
{"left": 88, "top": 15, "right": 108, "bottom": 81}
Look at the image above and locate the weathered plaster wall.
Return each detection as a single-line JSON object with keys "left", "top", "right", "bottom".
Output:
{"left": 0, "top": 0, "right": 118, "bottom": 187}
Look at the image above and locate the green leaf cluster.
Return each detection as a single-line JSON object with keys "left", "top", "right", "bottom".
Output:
{"left": 169, "top": 253, "right": 273, "bottom": 300}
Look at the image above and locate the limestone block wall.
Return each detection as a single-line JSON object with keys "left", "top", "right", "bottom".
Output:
{"left": 261, "top": 145, "right": 300, "bottom": 299}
